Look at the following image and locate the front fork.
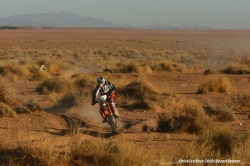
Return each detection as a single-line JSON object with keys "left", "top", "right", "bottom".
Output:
{"left": 99, "top": 104, "right": 111, "bottom": 119}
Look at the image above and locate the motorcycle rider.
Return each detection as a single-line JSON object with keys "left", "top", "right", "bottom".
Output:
{"left": 91, "top": 77, "right": 119, "bottom": 121}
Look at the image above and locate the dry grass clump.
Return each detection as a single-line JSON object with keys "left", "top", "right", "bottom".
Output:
{"left": 48, "top": 64, "right": 60, "bottom": 74}
{"left": 157, "top": 97, "right": 213, "bottom": 134}
{"left": 196, "top": 126, "right": 238, "bottom": 157}
{"left": 0, "top": 80, "right": 15, "bottom": 103}
{"left": 0, "top": 147, "right": 44, "bottom": 166}
{"left": 119, "top": 80, "right": 158, "bottom": 100}
{"left": 221, "top": 57, "right": 250, "bottom": 74}
{"left": 0, "top": 135, "right": 159, "bottom": 165}
{"left": 31, "top": 70, "right": 52, "bottom": 81}
{"left": 0, "top": 102, "right": 17, "bottom": 118}
{"left": 150, "top": 61, "right": 187, "bottom": 73}
{"left": 118, "top": 79, "right": 160, "bottom": 110}
{"left": 15, "top": 99, "right": 43, "bottom": 114}
{"left": 213, "top": 106, "right": 235, "bottom": 122}
{"left": 118, "top": 77, "right": 174, "bottom": 111}
{"left": 209, "top": 128, "right": 235, "bottom": 156}
{"left": 118, "top": 80, "right": 158, "bottom": 110}
{"left": 73, "top": 74, "right": 96, "bottom": 90}
{"left": 221, "top": 65, "right": 250, "bottom": 74}
{"left": 114, "top": 62, "right": 142, "bottom": 73}
{"left": 0, "top": 65, "right": 29, "bottom": 77}
{"left": 176, "top": 126, "right": 250, "bottom": 162}
{"left": 203, "top": 103, "right": 235, "bottom": 122}
{"left": 0, "top": 79, "right": 23, "bottom": 117}
{"left": 37, "top": 76, "right": 72, "bottom": 94}
{"left": 113, "top": 61, "right": 187, "bottom": 74}
{"left": 204, "top": 68, "right": 217, "bottom": 75}
{"left": 230, "top": 93, "right": 250, "bottom": 109}
{"left": 71, "top": 74, "right": 96, "bottom": 105}
{"left": 69, "top": 137, "right": 157, "bottom": 166}
{"left": 0, "top": 133, "right": 65, "bottom": 166}
{"left": 197, "top": 75, "right": 233, "bottom": 94}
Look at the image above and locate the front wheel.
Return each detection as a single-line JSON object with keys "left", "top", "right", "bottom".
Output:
{"left": 108, "top": 114, "right": 117, "bottom": 133}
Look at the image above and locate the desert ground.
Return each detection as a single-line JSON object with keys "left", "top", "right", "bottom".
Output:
{"left": 0, "top": 28, "right": 250, "bottom": 165}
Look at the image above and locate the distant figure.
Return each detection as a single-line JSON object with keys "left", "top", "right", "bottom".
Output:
{"left": 40, "top": 65, "right": 47, "bottom": 71}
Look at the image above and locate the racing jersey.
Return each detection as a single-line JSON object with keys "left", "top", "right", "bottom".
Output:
{"left": 92, "top": 82, "right": 116, "bottom": 102}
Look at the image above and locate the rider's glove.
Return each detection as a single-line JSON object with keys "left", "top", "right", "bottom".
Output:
{"left": 91, "top": 101, "right": 96, "bottom": 105}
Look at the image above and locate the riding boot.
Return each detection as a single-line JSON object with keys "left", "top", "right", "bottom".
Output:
{"left": 112, "top": 107, "right": 119, "bottom": 118}
{"left": 102, "top": 118, "right": 108, "bottom": 123}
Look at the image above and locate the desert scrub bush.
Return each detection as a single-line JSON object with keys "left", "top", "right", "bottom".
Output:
{"left": 157, "top": 98, "right": 213, "bottom": 134}
{"left": 0, "top": 147, "right": 45, "bottom": 166}
{"left": 150, "top": 61, "right": 187, "bottom": 73}
{"left": 231, "top": 133, "right": 250, "bottom": 162}
{"left": 197, "top": 75, "right": 233, "bottom": 94}
{"left": 221, "top": 57, "right": 250, "bottom": 74}
{"left": 72, "top": 74, "right": 96, "bottom": 103}
{"left": 118, "top": 80, "right": 157, "bottom": 110}
{"left": 0, "top": 135, "right": 63, "bottom": 166}
{"left": 230, "top": 93, "right": 250, "bottom": 109}
{"left": 37, "top": 76, "right": 72, "bottom": 94}
{"left": 0, "top": 79, "right": 15, "bottom": 103}
{"left": 114, "top": 62, "right": 142, "bottom": 73}
{"left": 15, "top": 99, "right": 43, "bottom": 114}
{"left": 221, "top": 65, "right": 250, "bottom": 74}
{"left": 197, "top": 126, "right": 235, "bottom": 157}
{"left": 214, "top": 105, "right": 235, "bottom": 122}
{"left": 203, "top": 103, "right": 235, "bottom": 122}
{"left": 31, "top": 70, "right": 52, "bottom": 81}
{"left": 73, "top": 74, "right": 95, "bottom": 90}
{"left": 0, "top": 102, "right": 17, "bottom": 118}
{"left": 47, "top": 63, "right": 61, "bottom": 74}
{"left": 0, "top": 65, "right": 28, "bottom": 77}
{"left": 119, "top": 80, "right": 158, "bottom": 100}
{"left": 204, "top": 68, "right": 217, "bottom": 75}
{"left": 177, "top": 127, "right": 250, "bottom": 161}
{"left": 69, "top": 137, "right": 158, "bottom": 166}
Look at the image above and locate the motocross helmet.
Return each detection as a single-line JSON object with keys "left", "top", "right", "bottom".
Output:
{"left": 97, "top": 77, "right": 105, "bottom": 86}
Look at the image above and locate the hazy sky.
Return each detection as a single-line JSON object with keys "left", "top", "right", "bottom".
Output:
{"left": 0, "top": 0, "right": 250, "bottom": 28}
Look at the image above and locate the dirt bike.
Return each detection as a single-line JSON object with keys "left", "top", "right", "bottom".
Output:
{"left": 96, "top": 95, "right": 118, "bottom": 134}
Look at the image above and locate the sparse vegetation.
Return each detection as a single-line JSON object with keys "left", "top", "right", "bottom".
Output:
{"left": 0, "top": 102, "right": 17, "bottom": 118}
{"left": 204, "top": 68, "right": 217, "bottom": 75}
{"left": 69, "top": 137, "right": 157, "bottom": 166}
{"left": 197, "top": 75, "right": 233, "bottom": 94}
{"left": 230, "top": 93, "right": 250, "bottom": 110}
{"left": 115, "top": 62, "right": 142, "bottom": 73}
{"left": 37, "top": 76, "right": 72, "bottom": 94}
{"left": 31, "top": 70, "right": 52, "bottom": 81}
{"left": 203, "top": 102, "right": 236, "bottom": 122}
{"left": 157, "top": 97, "right": 213, "bottom": 134}
{"left": 221, "top": 57, "right": 250, "bottom": 74}
{"left": 0, "top": 29, "right": 250, "bottom": 165}
{"left": 73, "top": 74, "right": 95, "bottom": 90}
{"left": 150, "top": 61, "right": 187, "bottom": 73}
{"left": 119, "top": 79, "right": 158, "bottom": 100}
{"left": 0, "top": 79, "right": 15, "bottom": 103}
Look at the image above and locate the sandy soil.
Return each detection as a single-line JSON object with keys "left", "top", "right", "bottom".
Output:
{"left": 2, "top": 72, "right": 250, "bottom": 148}
{"left": 0, "top": 28, "right": 250, "bottom": 164}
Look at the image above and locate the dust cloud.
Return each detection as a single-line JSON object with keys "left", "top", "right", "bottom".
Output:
{"left": 77, "top": 100, "right": 125, "bottom": 130}
{"left": 78, "top": 100, "right": 103, "bottom": 122}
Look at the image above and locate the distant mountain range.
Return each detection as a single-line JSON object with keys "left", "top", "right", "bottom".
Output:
{"left": 0, "top": 12, "right": 212, "bottom": 30}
